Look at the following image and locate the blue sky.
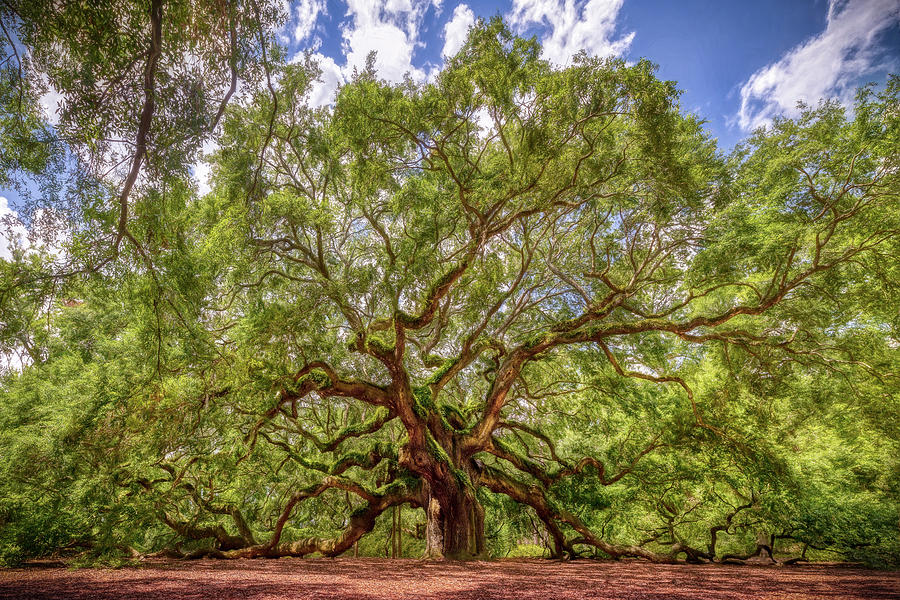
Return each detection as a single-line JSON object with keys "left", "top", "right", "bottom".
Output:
{"left": 2, "top": 0, "right": 899, "bottom": 258}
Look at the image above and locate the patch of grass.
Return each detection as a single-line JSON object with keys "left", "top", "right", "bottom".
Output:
{"left": 506, "top": 543, "right": 546, "bottom": 558}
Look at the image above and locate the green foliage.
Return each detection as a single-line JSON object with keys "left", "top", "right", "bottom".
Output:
{"left": 507, "top": 543, "right": 546, "bottom": 558}
{"left": 0, "top": 11, "right": 897, "bottom": 567}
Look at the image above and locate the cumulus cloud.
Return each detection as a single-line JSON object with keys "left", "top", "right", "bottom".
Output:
{"left": 307, "top": 52, "right": 346, "bottom": 108}
{"left": 340, "top": 0, "right": 434, "bottom": 83}
{"left": 292, "top": 0, "right": 439, "bottom": 106}
{"left": 736, "top": 0, "right": 900, "bottom": 131}
{"left": 508, "top": 0, "right": 634, "bottom": 65}
{"left": 293, "top": 0, "right": 326, "bottom": 44}
{"left": 442, "top": 4, "right": 475, "bottom": 58}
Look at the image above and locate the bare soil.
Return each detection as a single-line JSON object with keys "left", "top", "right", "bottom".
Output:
{"left": 1, "top": 558, "right": 898, "bottom": 599}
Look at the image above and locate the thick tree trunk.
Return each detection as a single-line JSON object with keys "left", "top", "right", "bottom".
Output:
{"left": 398, "top": 416, "right": 487, "bottom": 559}
{"left": 423, "top": 480, "right": 486, "bottom": 559}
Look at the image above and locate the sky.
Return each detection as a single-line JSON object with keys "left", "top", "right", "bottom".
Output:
{"left": 2, "top": 0, "right": 900, "bottom": 258}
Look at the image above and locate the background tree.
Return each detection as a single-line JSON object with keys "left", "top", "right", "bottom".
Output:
{"left": 1, "top": 0, "right": 280, "bottom": 270}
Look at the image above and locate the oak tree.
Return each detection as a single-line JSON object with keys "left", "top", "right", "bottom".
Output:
{"left": 0, "top": 16, "right": 897, "bottom": 564}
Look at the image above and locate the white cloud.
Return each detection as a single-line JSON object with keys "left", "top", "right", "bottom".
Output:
{"left": 283, "top": 1, "right": 445, "bottom": 105}
{"left": 442, "top": 4, "right": 475, "bottom": 58}
{"left": 194, "top": 161, "right": 212, "bottom": 197}
{"left": 0, "top": 196, "right": 28, "bottom": 260}
{"left": 193, "top": 139, "right": 220, "bottom": 197}
{"left": 473, "top": 106, "right": 493, "bottom": 133}
{"left": 294, "top": 0, "right": 326, "bottom": 44}
{"left": 508, "top": 0, "right": 634, "bottom": 65}
{"left": 308, "top": 52, "right": 346, "bottom": 108}
{"left": 340, "top": 0, "right": 433, "bottom": 83}
{"left": 0, "top": 199, "right": 67, "bottom": 261}
{"left": 342, "top": 23, "right": 424, "bottom": 82}
{"left": 736, "top": 0, "right": 900, "bottom": 131}
{"left": 38, "top": 77, "right": 63, "bottom": 126}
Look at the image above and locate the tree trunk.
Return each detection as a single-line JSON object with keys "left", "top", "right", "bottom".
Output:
{"left": 397, "top": 505, "right": 402, "bottom": 558}
{"left": 424, "top": 496, "right": 443, "bottom": 558}
{"left": 424, "top": 480, "right": 485, "bottom": 559}
{"left": 399, "top": 425, "right": 487, "bottom": 560}
{"left": 390, "top": 505, "right": 402, "bottom": 558}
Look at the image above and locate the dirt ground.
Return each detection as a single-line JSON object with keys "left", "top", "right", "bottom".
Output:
{"left": 1, "top": 558, "right": 898, "bottom": 600}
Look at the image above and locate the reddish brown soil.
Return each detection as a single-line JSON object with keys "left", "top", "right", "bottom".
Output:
{"left": 1, "top": 558, "right": 898, "bottom": 600}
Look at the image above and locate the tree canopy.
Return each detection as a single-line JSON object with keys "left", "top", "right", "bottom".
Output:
{"left": 0, "top": 6, "right": 898, "bottom": 567}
